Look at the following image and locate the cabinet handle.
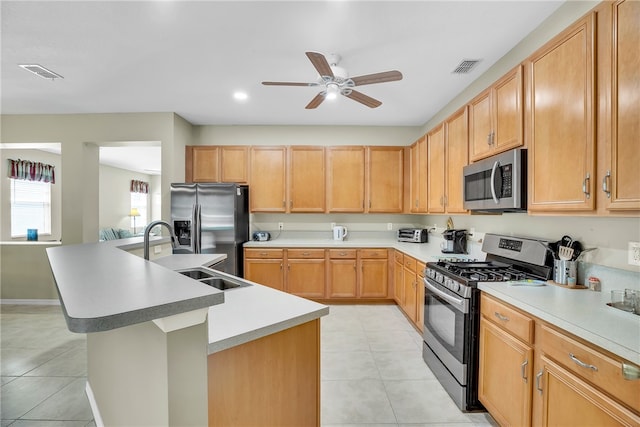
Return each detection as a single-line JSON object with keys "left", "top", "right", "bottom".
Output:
{"left": 439, "top": 196, "right": 443, "bottom": 206}
{"left": 302, "top": 252, "right": 310, "bottom": 256}
{"left": 486, "top": 132, "right": 492, "bottom": 146}
{"left": 569, "top": 353, "right": 598, "bottom": 371}
{"left": 415, "top": 199, "right": 419, "bottom": 208}
{"left": 521, "top": 360, "right": 528, "bottom": 382}
{"left": 582, "top": 173, "right": 591, "bottom": 199}
{"left": 622, "top": 362, "right": 640, "bottom": 380}
{"left": 602, "top": 170, "right": 611, "bottom": 198}
{"left": 536, "top": 371, "right": 543, "bottom": 394}
{"left": 444, "top": 195, "right": 448, "bottom": 207}
{"left": 282, "top": 200, "right": 286, "bottom": 207}
{"left": 279, "top": 263, "right": 283, "bottom": 270}
{"left": 369, "top": 200, "right": 372, "bottom": 209}
{"left": 494, "top": 312, "right": 509, "bottom": 322}
{"left": 339, "top": 252, "right": 348, "bottom": 256}
{"left": 290, "top": 200, "right": 293, "bottom": 208}
{"left": 260, "top": 252, "right": 268, "bottom": 256}
{"left": 287, "top": 264, "right": 290, "bottom": 271}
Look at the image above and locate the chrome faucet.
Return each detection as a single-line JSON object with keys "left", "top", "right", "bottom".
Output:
{"left": 143, "top": 220, "right": 179, "bottom": 260}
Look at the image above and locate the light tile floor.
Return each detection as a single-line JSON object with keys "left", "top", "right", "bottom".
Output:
{"left": 1, "top": 303, "right": 497, "bottom": 426}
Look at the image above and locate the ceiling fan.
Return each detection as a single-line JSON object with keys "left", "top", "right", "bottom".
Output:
{"left": 262, "top": 52, "right": 403, "bottom": 109}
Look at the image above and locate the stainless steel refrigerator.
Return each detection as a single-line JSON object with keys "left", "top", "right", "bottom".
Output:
{"left": 170, "top": 183, "right": 249, "bottom": 277}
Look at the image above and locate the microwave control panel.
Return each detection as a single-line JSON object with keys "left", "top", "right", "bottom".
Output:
{"left": 501, "top": 164, "right": 513, "bottom": 197}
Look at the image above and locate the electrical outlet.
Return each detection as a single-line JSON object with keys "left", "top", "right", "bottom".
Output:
{"left": 387, "top": 223, "right": 393, "bottom": 231}
{"left": 154, "top": 246, "right": 162, "bottom": 254}
{"left": 278, "top": 222, "right": 284, "bottom": 231}
{"left": 629, "top": 242, "right": 640, "bottom": 266}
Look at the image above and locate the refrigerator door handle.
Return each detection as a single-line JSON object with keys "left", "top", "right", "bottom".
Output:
{"left": 191, "top": 203, "right": 198, "bottom": 254}
{"left": 195, "top": 204, "right": 202, "bottom": 254}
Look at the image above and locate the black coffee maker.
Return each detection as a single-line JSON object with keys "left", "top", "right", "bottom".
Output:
{"left": 441, "top": 229, "right": 467, "bottom": 254}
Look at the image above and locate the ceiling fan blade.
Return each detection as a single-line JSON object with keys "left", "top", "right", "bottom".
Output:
{"left": 305, "top": 92, "right": 326, "bottom": 109}
{"left": 306, "top": 52, "right": 334, "bottom": 78}
{"left": 262, "top": 81, "right": 315, "bottom": 86}
{"left": 344, "top": 90, "right": 382, "bottom": 108}
{"left": 350, "top": 70, "right": 403, "bottom": 86}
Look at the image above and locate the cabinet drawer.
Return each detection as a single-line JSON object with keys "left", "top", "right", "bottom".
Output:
{"left": 244, "top": 248, "right": 284, "bottom": 259}
{"left": 403, "top": 256, "right": 416, "bottom": 272}
{"left": 287, "top": 249, "right": 325, "bottom": 259}
{"left": 328, "top": 249, "right": 357, "bottom": 259}
{"left": 539, "top": 323, "right": 640, "bottom": 412}
{"left": 394, "top": 251, "right": 404, "bottom": 264}
{"left": 480, "top": 294, "right": 533, "bottom": 344}
{"left": 358, "top": 248, "right": 387, "bottom": 259}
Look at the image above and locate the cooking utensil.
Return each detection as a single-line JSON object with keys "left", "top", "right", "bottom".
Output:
{"left": 570, "top": 240, "right": 583, "bottom": 260}
{"left": 560, "top": 235, "right": 573, "bottom": 249}
{"left": 575, "top": 247, "right": 597, "bottom": 260}
{"left": 558, "top": 245, "right": 574, "bottom": 261}
{"left": 539, "top": 241, "right": 559, "bottom": 260}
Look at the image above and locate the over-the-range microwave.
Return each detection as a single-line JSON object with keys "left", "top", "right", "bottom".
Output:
{"left": 462, "top": 148, "right": 527, "bottom": 212}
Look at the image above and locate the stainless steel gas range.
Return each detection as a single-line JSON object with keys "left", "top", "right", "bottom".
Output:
{"left": 422, "top": 233, "right": 553, "bottom": 412}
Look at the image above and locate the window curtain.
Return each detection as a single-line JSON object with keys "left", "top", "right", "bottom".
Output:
{"left": 130, "top": 179, "right": 149, "bottom": 194}
{"left": 8, "top": 159, "right": 56, "bottom": 184}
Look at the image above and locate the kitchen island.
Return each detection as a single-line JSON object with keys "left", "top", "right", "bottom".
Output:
{"left": 46, "top": 238, "right": 328, "bottom": 427}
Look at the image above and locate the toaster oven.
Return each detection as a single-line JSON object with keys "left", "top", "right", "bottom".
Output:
{"left": 397, "top": 228, "right": 428, "bottom": 243}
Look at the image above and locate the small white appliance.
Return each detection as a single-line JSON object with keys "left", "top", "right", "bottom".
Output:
{"left": 332, "top": 225, "right": 348, "bottom": 241}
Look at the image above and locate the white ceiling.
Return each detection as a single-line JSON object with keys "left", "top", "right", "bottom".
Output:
{"left": 1, "top": 1, "right": 565, "bottom": 128}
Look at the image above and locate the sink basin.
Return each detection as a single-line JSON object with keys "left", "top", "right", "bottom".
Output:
{"left": 177, "top": 267, "right": 250, "bottom": 291}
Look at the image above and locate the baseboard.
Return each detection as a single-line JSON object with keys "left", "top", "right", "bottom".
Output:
{"left": 85, "top": 381, "right": 104, "bottom": 427}
{"left": 0, "top": 299, "right": 60, "bottom": 305}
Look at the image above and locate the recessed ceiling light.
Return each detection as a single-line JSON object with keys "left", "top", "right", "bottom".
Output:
{"left": 19, "top": 64, "right": 64, "bottom": 80}
{"left": 233, "top": 91, "right": 248, "bottom": 101}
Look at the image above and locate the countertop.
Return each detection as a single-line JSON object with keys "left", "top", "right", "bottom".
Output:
{"left": 46, "top": 238, "right": 226, "bottom": 333}
{"left": 479, "top": 282, "right": 640, "bottom": 365}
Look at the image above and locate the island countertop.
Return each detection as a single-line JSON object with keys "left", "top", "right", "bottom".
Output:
{"left": 46, "top": 242, "right": 226, "bottom": 333}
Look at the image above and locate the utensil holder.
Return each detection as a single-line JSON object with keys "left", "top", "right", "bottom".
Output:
{"left": 554, "top": 259, "right": 577, "bottom": 285}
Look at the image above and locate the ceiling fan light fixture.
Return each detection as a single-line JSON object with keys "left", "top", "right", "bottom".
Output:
{"left": 325, "top": 83, "right": 339, "bottom": 100}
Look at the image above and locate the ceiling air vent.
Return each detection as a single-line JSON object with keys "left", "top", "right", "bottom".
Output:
{"left": 452, "top": 59, "right": 480, "bottom": 74}
{"left": 19, "top": 64, "right": 64, "bottom": 80}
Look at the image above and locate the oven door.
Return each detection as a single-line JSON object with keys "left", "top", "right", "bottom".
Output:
{"left": 423, "top": 277, "right": 470, "bottom": 385}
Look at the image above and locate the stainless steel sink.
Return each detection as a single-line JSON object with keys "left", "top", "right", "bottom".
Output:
{"left": 177, "top": 267, "right": 250, "bottom": 291}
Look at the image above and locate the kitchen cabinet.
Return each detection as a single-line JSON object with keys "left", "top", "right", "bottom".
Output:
{"left": 527, "top": 14, "right": 596, "bottom": 212}
{"left": 469, "top": 65, "right": 523, "bottom": 162}
{"left": 249, "top": 146, "right": 287, "bottom": 212}
{"left": 478, "top": 294, "right": 534, "bottom": 427}
{"left": 416, "top": 261, "right": 425, "bottom": 331}
{"left": 601, "top": 0, "right": 640, "bottom": 212}
{"left": 401, "top": 255, "right": 419, "bottom": 324}
{"left": 366, "top": 147, "right": 404, "bottom": 213}
{"left": 409, "top": 136, "right": 428, "bottom": 213}
{"left": 427, "top": 124, "right": 446, "bottom": 213}
{"left": 393, "top": 251, "right": 404, "bottom": 304}
{"left": 357, "top": 249, "right": 388, "bottom": 298}
{"left": 327, "top": 146, "right": 366, "bottom": 212}
{"left": 445, "top": 107, "right": 469, "bottom": 213}
{"left": 243, "top": 249, "right": 284, "bottom": 291}
{"left": 186, "top": 145, "right": 249, "bottom": 183}
{"left": 187, "top": 146, "right": 219, "bottom": 182}
{"left": 327, "top": 249, "right": 358, "bottom": 298}
{"left": 286, "top": 249, "right": 326, "bottom": 298}
{"left": 289, "top": 146, "right": 326, "bottom": 213}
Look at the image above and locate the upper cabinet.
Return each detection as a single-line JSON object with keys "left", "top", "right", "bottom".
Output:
{"left": 249, "top": 146, "right": 287, "bottom": 212}
{"left": 289, "top": 146, "right": 326, "bottom": 213}
{"left": 469, "top": 65, "right": 523, "bottom": 162}
{"left": 602, "top": 0, "right": 640, "bottom": 211}
{"left": 367, "top": 147, "right": 404, "bottom": 213}
{"left": 409, "top": 136, "right": 428, "bottom": 213}
{"left": 326, "top": 146, "right": 366, "bottom": 213}
{"left": 427, "top": 124, "right": 446, "bottom": 213}
{"left": 186, "top": 145, "right": 248, "bottom": 184}
{"left": 445, "top": 107, "right": 469, "bottom": 213}
{"left": 527, "top": 14, "right": 596, "bottom": 212}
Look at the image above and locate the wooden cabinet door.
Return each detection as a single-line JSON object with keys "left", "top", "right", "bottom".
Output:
{"left": 244, "top": 259, "right": 284, "bottom": 291}
{"left": 478, "top": 319, "right": 533, "bottom": 427}
{"left": 358, "top": 258, "right": 388, "bottom": 298}
{"left": 402, "top": 265, "right": 417, "bottom": 323}
{"left": 327, "top": 147, "right": 365, "bottom": 212}
{"left": 289, "top": 146, "right": 325, "bottom": 212}
{"left": 367, "top": 147, "right": 403, "bottom": 213}
{"left": 328, "top": 259, "right": 357, "bottom": 298}
{"left": 445, "top": 107, "right": 469, "bottom": 213}
{"left": 394, "top": 256, "right": 404, "bottom": 305}
{"left": 493, "top": 65, "right": 523, "bottom": 153}
{"left": 249, "top": 147, "right": 287, "bottom": 212}
{"left": 528, "top": 15, "right": 596, "bottom": 212}
{"left": 469, "top": 89, "right": 493, "bottom": 162}
{"left": 287, "top": 259, "right": 325, "bottom": 298}
{"left": 538, "top": 355, "right": 640, "bottom": 427}
{"left": 416, "top": 262, "right": 425, "bottom": 331}
{"left": 191, "top": 146, "right": 220, "bottom": 182}
{"left": 409, "top": 140, "right": 421, "bottom": 212}
{"left": 220, "top": 146, "right": 248, "bottom": 183}
{"left": 427, "top": 124, "right": 446, "bottom": 213}
{"left": 606, "top": 0, "right": 640, "bottom": 211}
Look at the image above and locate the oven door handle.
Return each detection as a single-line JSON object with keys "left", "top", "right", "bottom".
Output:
{"left": 424, "top": 279, "right": 468, "bottom": 313}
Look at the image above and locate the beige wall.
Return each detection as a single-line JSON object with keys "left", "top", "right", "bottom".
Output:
{"left": 99, "top": 164, "right": 153, "bottom": 232}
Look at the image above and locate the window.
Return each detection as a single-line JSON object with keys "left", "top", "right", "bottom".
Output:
{"left": 130, "top": 191, "right": 148, "bottom": 232}
{"left": 10, "top": 179, "right": 52, "bottom": 237}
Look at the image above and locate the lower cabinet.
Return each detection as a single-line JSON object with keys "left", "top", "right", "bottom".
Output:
{"left": 479, "top": 293, "right": 640, "bottom": 427}
{"left": 286, "top": 249, "right": 326, "bottom": 298}
{"left": 327, "top": 249, "right": 358, "bottom": 298}
{"left": 393, "top": 251, "right": 404, "bottom": 304}
{"left": 358, "top": 249, "right": 389, "bottom": 298}
{"left": 244, "top": 249, "right": 284, "bottom": 291}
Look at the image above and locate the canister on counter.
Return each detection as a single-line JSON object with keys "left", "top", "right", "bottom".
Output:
{"left": 588, "top": 276, "right": 601, "bottom": 292}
